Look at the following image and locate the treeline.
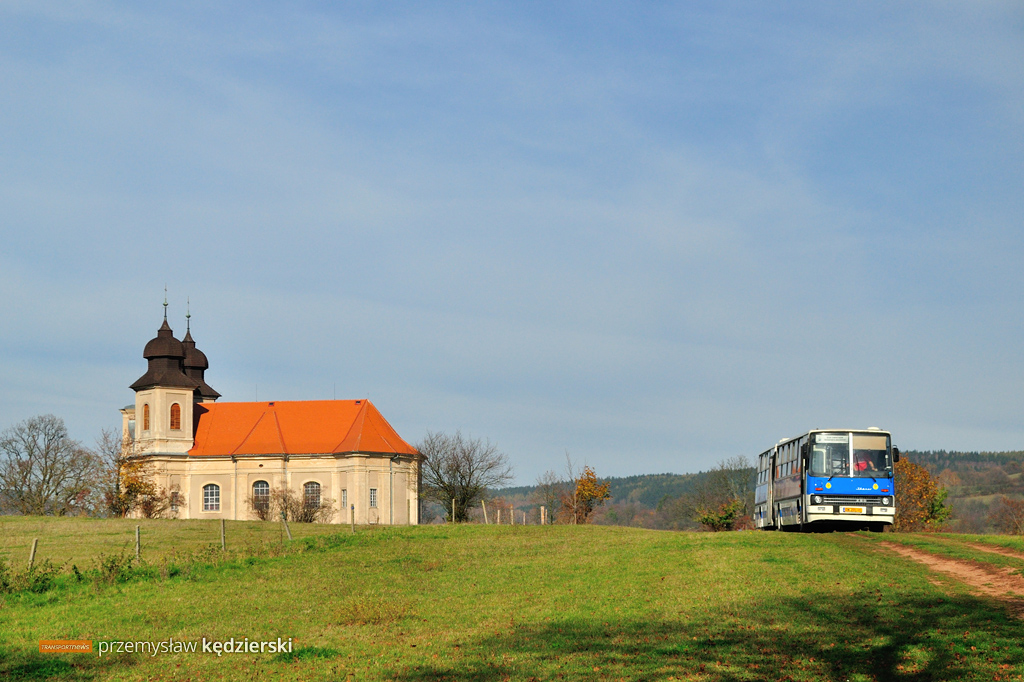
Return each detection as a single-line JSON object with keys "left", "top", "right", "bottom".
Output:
{"left": 496, "top": 472, "right": 705, "bottom": 510}
{"left": 902, "top": 449, "right": 1024, "bottom": 533}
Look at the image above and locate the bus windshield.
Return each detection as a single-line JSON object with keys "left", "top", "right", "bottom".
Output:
{"left": 851, "top": 433, "right": 891, "bottom": 478}
{"left": 809, "top": 432, "right": 892, "bottom": 478}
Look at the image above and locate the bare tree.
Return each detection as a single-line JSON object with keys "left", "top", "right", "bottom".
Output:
{"left": 0, "top": 415, "right": 97, "bottom": 516}
{"left": 674, "top": 456, "right": 755, "bottom": 531}
{"left": 989, "top": 496, "right": 1024, "bottom": 535}
{"left": 418, "top": 431, "right": 513, "bottom": 522}
{"left": 258, "top": 486, "right": 335, "bottom": 523}
{"left": 711, "top": 455, "right": 755, "bottom": 517}
{"left": 533, "top": 469, "right": 565, "bottom": 522}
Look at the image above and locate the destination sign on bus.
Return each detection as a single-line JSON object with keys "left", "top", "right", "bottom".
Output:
{"left": 816, "top": 433, "right": 849, "bottom": 443}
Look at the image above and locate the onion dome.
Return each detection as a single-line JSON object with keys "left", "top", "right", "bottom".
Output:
{"left": 130, "top": 316, "right": 200, "bottom": 392}
{"left": 143, "top": 318, "right": 185, "bottom": 359}
{"left": 183, "top": 327, "right": 221, "bottom": 401}
{"left": 182, "top": 328, "right": 208, "bottom": 370}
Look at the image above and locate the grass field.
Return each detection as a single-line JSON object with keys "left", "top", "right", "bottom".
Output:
{"left": 2, "top": 517, "right": 1024, "bottom": 681}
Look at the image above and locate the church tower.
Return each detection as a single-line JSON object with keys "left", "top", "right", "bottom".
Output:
{"left": 129, "top": 301, "right": 200, "bottom": 455}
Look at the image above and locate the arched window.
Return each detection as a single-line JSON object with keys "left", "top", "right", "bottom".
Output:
{"left": 203, "top": 484, "right": 220, "bottom": 512}
{"left": 170, "top": 403, "right": 181, "bottom": 430}
{"left": 143, "top": 404, "right": 150, "bottom": 431}
{"left": 304, "top": 481, "right": 321, "bottom": 509}
{"left": 252, "top": 480, "right": 270, "bottom": 513}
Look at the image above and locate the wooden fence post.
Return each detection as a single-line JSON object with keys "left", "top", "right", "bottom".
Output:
{"left": 541, "top": 506, "right": 546, "bottom": 525}
{"left": 511, "top": 506, "right": 515, "bottom": 526}
{"left": 283, "top": 516, "right": 293, "bottom": 541}
{"left": 220, "top": 519, "right": 226, "bottom": 551}
{"left": 351, "top": 504, "right": 355, "bottom": 533}
{"left": 135, "top": 526, "right": 141, "bottom": 560}
{"left": 28, "top": 538, "right": 38, "bottom": 569}
{"left": 481, "top": 500, "right": 489, "bottom": 524}
{"left": 497, "top": 509, "right": 501, "bottom": 525}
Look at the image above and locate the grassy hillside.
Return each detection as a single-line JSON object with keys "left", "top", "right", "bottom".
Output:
{"left": 2, "top": 517, "right": 1024, "bottom": 680}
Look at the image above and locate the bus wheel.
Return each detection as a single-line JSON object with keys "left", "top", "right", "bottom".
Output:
{"left": 869, "top": 523, "right": 885, "bottom": 533}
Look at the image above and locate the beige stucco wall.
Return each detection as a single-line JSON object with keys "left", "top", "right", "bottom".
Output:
{"left": 137, "top": 453, "right": 420, "bottom": 525}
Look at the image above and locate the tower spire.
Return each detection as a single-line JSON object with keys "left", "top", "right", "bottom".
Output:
{"left": 186, "top": 296, "right": 191, "bottom": 332}
{"left": 163, "top": 285, "right": 169, "bottom": 321}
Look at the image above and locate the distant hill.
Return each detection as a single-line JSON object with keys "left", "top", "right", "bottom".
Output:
{"left": 894, "top": 450, "right": 1024, "bottom": 534}
{"left": 493, "top": 472, "right": 704, "bottom": 509}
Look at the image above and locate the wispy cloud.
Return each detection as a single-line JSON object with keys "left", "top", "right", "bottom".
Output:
{"left": 1, "top": 2, "right": 1022, "bottom": 479}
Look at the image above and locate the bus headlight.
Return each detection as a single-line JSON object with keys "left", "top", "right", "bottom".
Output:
{"left": 812, "top": 495, "right": 822, "bottom": 504}
{"left": 881, "top": 497, "right": 890, "bottom": 506}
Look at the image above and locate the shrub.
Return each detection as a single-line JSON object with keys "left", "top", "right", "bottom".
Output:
{"left": 0, "top": 557, "right": 64, "bottom": 594}
{"left": 696, "top": 499, "right": 743, "bottom": 532}
{"left": 95, "top": 551, "right": 137, "bottom": 585}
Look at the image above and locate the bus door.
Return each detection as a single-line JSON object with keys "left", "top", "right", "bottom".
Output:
{"left": 767, "top": 450, "right": 776, "bottom": 527}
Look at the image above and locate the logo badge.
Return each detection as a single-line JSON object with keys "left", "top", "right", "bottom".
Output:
{"left": 825, "top": 482, "right": 832, "bottom": 489}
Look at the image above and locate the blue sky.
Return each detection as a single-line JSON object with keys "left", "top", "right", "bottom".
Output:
{"left": 1, "top": 2, "right": 1022, "bottom": 483}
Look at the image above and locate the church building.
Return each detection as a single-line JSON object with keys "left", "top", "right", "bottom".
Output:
{"left": 120, "top": 306, "right": 422, "bottom": 525}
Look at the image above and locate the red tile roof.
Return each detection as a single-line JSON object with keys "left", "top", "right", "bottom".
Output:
{"left": 189, "top": 400, "right": 419, "bottom": 457}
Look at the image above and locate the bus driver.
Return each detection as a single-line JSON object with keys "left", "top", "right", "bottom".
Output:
{"left": 854, "top": 450, "right": 879, "bottom": 472}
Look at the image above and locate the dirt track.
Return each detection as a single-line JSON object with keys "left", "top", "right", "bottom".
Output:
{"left": 964, "top": 541, "right": 1024, "bottom": 562}
{"left": 880, "top": 541, "right": 1024, "bottom": 617}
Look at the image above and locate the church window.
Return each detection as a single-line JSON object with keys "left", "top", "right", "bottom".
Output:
{"left": 304, "top": 481, "right": 321, "bottom": 509}
{"left": 369, "top": 488, "right": 378, "bottom": 508}
{"left": 170, "top": 403, "right": 181, "bottom": 430}
{"left": 170, "top": 491, "right": 179, "bottom": 511}
{"left": 253, "top": 481, "right": 270, "bottom": 513}
{"left": 143, "top": 404, "right": 150, "bottom": 431}
{"left": 342, "top": 489, "right": 348, "bottom": 509}
{"left": 203, "top": 484, "right": 220, "bottom": 512}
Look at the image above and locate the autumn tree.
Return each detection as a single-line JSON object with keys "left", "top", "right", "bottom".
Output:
{"left": 418, "top": 431, "right": 513, "bottom": 523}
{"left": 893, "top": 457, "right": 951, "bottom": 531}
{"left": 561, "top": 465, "right": 611, "bottom": 524}
{"left": 93, "top": 428, "right": 158, "bottom": 517}
{"left": 0, "top": 415, "right": 97, "bottom": 516}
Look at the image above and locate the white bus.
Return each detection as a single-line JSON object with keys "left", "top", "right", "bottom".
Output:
{"left": 754, "top": 428, "right": 900, "bottom": 532}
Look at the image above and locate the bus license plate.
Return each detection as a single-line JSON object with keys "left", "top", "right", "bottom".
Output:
{"left": 841, "top": 506, "right": 865, "bottom": 514}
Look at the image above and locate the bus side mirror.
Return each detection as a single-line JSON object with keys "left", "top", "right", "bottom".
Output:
{"left": 892, "top": 447, "right": 900, "bottom": 463}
